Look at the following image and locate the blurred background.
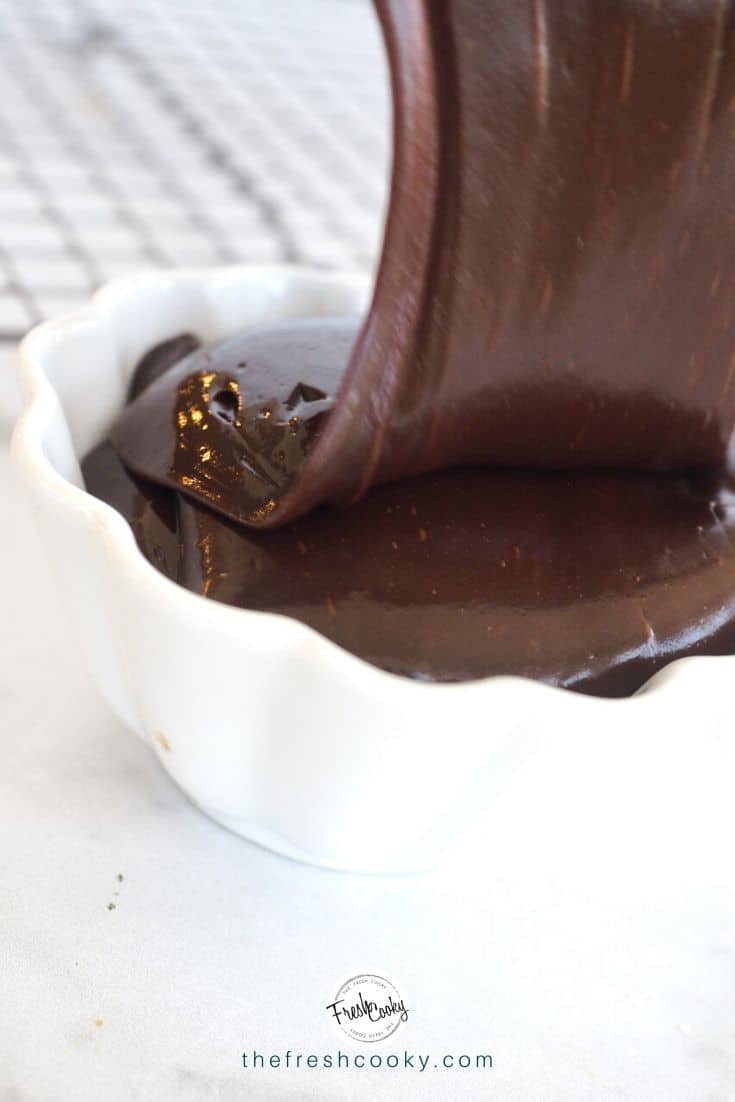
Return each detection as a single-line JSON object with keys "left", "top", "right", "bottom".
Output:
{"left": 0, "top": 0, "right": 389, "bottom": 341}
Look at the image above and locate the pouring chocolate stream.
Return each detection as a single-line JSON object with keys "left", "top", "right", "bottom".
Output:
{"left": 113, "top": 0, "right": 735, "bottom": 528}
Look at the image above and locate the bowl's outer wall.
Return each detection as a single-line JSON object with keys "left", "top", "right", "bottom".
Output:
{"left": 13, "top": 265, "right": 725, "bottom": 871}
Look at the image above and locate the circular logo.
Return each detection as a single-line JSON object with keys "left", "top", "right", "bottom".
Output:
{"left": 326, "top": 974, "right": 408, "bottom": 1043}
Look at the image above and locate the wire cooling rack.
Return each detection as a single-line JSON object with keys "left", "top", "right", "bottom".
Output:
{"left": 0, "top": 0, "right": 389, "bottom": 339}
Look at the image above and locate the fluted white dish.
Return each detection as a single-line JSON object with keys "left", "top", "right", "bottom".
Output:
{"left": 11, "top": 264, "right": 727, "bottom": 872}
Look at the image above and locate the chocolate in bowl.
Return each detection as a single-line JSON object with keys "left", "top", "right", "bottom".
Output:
{"left": 83, "top": 325, "right": 735, "bottom": 698}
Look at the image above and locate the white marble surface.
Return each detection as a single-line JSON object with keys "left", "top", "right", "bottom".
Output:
{"left": 1, "top": 354, "right": 734, "bottom": 1101}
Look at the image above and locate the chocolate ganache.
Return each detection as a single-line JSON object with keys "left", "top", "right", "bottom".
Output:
{"left": 113, "top": 1, "right": 735, "bottom": 527}
{"left": 84, "top": 326, "right": 735, "bottom": 697}
{"left": 82, "top": 1, "right": 735, "bottom": 696}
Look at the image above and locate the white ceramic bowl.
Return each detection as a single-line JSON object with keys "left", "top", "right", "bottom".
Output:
{"left": 12, "top": 264, "right": 729, "bottom": 872}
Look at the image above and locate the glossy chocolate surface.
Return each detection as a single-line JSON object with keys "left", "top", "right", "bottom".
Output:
{"left": 84, "top": 330, "right": 735, "bottom": 697}
{"left": 112, "top": 319, "right": 351, "bottom": 526}
{"left": 114, "top": 1, "right": 735, "bottom": 526}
